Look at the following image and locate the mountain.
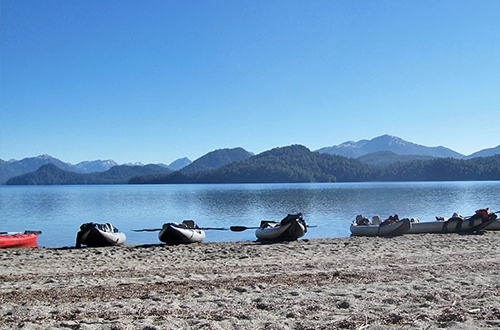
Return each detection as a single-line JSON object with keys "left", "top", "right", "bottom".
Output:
{"left": 0, "top": 155, "right": 74, "bottom": 184}
{"left": 3, "top": 136, "right": 499, "bottom": 185}
{"left": 467, "top": 144, "right": 500, "bottom": 159}
{"left": 357, "top": 151, "right": 435, "bottom": 167}
{"left": 0, "top": 155, "right": 170, "bottom": 184}
{"left": 131, "top": 145, "right": 375, "bottom": 184}
{"left": 194, "top": 145, "right": 374, "bottom": 183}
{"left": 317, "top": 135, "right": 465, "bottom": 159}
{"left": 168, "top": 157, "right": 192, "bottom": 171}
{"left": 131, "top": 145, "right": 500, "bottom": 184}
{"left": 72, "top": 160, "right": 119, "bottom": 173}
{"left": 6, "top": 163, "right": 172, "bottom": 185}
{"left": 179, "top": 147, "right": 253, "bottom": 174}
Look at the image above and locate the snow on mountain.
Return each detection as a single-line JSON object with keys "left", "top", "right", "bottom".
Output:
{"left": 73, "top": 160, "right": 119, "bottom": 173}
{"left": 317, "top": 135, "right": 465, "bottom": 159}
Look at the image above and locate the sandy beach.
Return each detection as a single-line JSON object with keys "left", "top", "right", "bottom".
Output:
{"left": 1, "top": 232, "right": 500, "bottom": 330}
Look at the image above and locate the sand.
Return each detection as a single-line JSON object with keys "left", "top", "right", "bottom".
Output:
{"left": 1, "top": 232, "right": 500, "bottom": 330}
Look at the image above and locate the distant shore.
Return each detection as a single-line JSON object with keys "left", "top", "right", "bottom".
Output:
{"left": 2, "top": 233, "right": 500, "bottom": 329}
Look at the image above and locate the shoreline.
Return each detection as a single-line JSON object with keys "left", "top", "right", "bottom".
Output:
{"left": 2, "top": 233, "right": 500, "bottom": 329}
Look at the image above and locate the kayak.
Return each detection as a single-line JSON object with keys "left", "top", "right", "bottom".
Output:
{"left": 485, "top": 219, "right": 500, "bottom": 230}
{"left": 255, "top": 213, "right": 307, "bottom": 242}
{"left": 454, "top": 212, "right": 497, "bottom": 233}
{"left": 76, "top": 222, "right": 126, "bottom": 247}
{"left": 350, "top": 218, "right": 411, "bottom": 237}
{"left": 408, "top": 213, "right": 497, "bottom": 234}
{"left": 158, "top": 220, "right": 206, "bottom": 245}
{"left": 0, "top": 231, "right": 41, "bottom": 248}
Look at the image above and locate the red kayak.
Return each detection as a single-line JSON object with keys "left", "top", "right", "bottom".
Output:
{"left": 0, "top": 231, "right": 41, "bottom": 248}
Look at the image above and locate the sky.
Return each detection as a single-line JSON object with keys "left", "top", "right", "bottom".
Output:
{"left": 1, "top": 0, "right": 499, "bottom": 165}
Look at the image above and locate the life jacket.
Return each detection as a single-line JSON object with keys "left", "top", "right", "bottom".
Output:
{"left": 475, "top": 208, "right": 490, "bottom": 220}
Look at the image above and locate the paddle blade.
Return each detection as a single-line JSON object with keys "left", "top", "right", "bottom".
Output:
{"left": 230, "top": 226, "right": 260, "bottom": 232}
{"left": 229, "top": 226, "right": 247, "bottom": 232}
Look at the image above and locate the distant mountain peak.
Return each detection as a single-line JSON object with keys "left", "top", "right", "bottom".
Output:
{"left": 316, "top": 135, "right": 465, "bottom": 159}
{"left": 168, "top": 157, "right": 192, "bottom": 171}
{"left": 35, "top": 154, "right": 56, "bottom": 160}
{"left": 180, "top": 147, "right": 252, "bottom": 174}
{"left": 73, "top": 159, "right": 119, "bottom": 173}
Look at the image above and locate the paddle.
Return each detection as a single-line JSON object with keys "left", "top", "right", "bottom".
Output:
{"left": 230, "top": 225, "right": 318, "bottom": 232}
{"left": 133, "top": 228, "right": 162, "bottom": 232}
{"left": 133, "top": 227, "right": 228, "bottom": 232}
{"left": 229, "top": 226, "right": 260, "bottom": 232}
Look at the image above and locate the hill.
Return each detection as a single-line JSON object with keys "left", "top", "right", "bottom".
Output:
{"left": 131, "top": 146, "right": 500, "bottom": 184}
{"left": 179, "top": 147, "right": 253, "bottom": 174}
{"left": 6, "top": 163, "right": 171, "bottom": 185}
{"left": 467, "top": 144, "right": 500, "bottom": 159}
{"left": 131, "top": 145, "right": 375, "bottom": 184}
{"left": 0, "top": 155, "right": 74, "bottom": 184}
{"left": 378, "top": 155, "right": 500, "bottom": 181}
{"left": 3, "top": 135, "right": 500, "bottom": 185}
{"left": 0, "top": 155, "right": 176, "bottom": 184}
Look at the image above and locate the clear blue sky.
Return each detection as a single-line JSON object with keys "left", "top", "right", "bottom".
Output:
{"left": 1, "top": 0, "right": 499, "bottom": 164}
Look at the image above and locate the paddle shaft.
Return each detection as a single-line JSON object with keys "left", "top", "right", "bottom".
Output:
{"left": 230, "top": 225, "right": 317, "bottom": 232}
{"left": 133, "top": 227, "right": 227, "bottom": 232}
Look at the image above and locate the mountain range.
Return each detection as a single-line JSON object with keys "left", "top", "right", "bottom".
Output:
{"left": 2, "top": 134, "right": 499, "bottom": 184}
{"left": 0, "top": 155, "right": 191, "bottom": 184}
{"left": 5, "top": 163, "right": 172, "bottom": 185}
{"left": 3, "top": 148, "right": 252, "bottom": 185}
{"left": 130, "top": 145, "right": 500, "bottom": 184}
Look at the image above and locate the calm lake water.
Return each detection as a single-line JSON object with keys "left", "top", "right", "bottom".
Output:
{"left": 1, "top": 182, "right": 499, "bottom": 247}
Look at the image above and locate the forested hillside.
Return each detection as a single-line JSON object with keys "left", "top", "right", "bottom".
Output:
{"left": 130, "top": 146, "right": 500, "bottom": 184}
{"left": 379, "top": 155, "right": 500, "bottom": 181}
{"left": 179, "top": 147, "right": 253, "bottom": 174}
{"left": 130, "top": 145, "right": 377, "bottom": 184}
{"left": 6, "top": 164, "right": 171, "bottom": 185}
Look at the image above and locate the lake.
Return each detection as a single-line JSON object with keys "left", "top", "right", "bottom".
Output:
{"left": 1, "top": 181, "right": 499, "bottom": 247}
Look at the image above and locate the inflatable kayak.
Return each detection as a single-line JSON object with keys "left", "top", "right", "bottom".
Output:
{"left": 408, "top": 210, "right": 497, "bottom": 234}
{"left": 485, "top": 219, "right": 500, "bottom": 230}
{"left": 255, "top": 213, "right": 307, "bottom": 242}
{"left": 0, "top": 231, "right": 41, "bottom": 248}
{"left": 158, "top": 220, "right": 206, "bottom": 245}
{"left": 76, "top": 222, "right": 126, "bottom": 247}
{"left": 350, "top": 218, "right": 411, "bottom": 237}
